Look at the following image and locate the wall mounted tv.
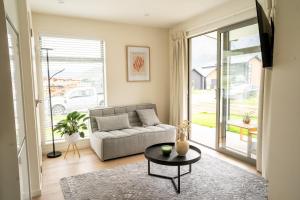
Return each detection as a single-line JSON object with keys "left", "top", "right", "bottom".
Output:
{"left": 256, "top": 0, "right": 274, "bottom": 68}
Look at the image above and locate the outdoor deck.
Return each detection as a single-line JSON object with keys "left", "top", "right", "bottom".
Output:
{"left": 190, "top": 124, "right": 256, "bottom": 159}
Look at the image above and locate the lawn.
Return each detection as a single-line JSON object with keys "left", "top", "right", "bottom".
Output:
{"left": 192, "top": 112, "right": 257, "bottom": 135}
{"left": 231, "top": 97, "right": 258, "bottom": 106}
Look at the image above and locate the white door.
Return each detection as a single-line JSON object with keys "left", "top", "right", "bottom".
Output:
{"left": 8, "top": 18, "right": 31, "bottom": 200}
{"left": 0, "top": 12, "right": 31, "bottom": 200}
{"left": 28, "top": 11, "right": 43, "bottom": 181}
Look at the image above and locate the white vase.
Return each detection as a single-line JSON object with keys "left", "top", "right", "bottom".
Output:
{"left": 64, "top": 132, "right": 80, "bottom": 144}
{"left": 175, "top": 139, "right": 189, "bottom": 156}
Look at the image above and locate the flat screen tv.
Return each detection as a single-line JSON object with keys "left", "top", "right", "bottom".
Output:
{"left": 256, "top": 0, "right": 274, "bottom": 68}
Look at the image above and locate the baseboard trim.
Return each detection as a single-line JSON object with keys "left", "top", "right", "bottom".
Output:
{"left": 31, "top": 189, "right": 41, "bottom": 198}
{"left": 42, "top": 138, "right": 90, "bottom": 154}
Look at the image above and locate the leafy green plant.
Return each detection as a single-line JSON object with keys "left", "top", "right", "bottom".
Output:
{"left": 53, "top": 111, "right": 89, "bottom": 138}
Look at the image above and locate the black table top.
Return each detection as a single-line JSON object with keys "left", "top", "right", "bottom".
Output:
{"left": 144, "top": 142, "right": 201, "bottom": 166}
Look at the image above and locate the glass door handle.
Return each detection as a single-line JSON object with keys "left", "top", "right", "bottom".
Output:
{"left": 35, "top": 99, "right": 43, "bottom": 107}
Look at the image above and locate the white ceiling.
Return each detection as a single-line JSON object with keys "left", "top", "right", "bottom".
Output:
{"left": 29, "top": 0, "right": 232, "bottom": 28}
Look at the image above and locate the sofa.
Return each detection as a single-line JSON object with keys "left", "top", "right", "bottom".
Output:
{"left": 89, "top": 103, "right": 176, "bottom": 161}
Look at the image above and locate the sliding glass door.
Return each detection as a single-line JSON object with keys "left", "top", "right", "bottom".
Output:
{"left": 189, "top": 31, "right": 218, "bottom": 149}
{"left": 189, "top": 18, "right": 262, "bottom": 161}
{"left": 219, "top": 20, "right": 262, "bottom": 160}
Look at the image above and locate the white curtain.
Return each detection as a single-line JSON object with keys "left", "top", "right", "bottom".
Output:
{"left": 256, "top": 0, "right": 275, "bottom": 177}
{"left": 257, "top": 69, "right": 272, "bottom": 177}
{"left": 169, "top": 32, "right": 188, "bottom": 126}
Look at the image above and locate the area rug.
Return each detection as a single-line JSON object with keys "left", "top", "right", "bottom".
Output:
{"left": 60, "top": 154, "right": 267, "bottom": 200}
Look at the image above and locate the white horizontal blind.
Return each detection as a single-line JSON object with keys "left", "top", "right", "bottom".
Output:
{"left": 40, "top": 36, "right": 105, "bottom": 144}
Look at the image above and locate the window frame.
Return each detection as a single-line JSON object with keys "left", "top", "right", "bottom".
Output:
{"left": 37, "top": 34, "right": 107, "bottom": 145}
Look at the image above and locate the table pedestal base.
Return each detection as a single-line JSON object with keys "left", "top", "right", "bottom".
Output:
{"left": 147, "top": 160, "right": 191, "bottom": 193}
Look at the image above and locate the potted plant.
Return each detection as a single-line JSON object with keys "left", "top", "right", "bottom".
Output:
{"left": 243, "top": 111, "right": 254, "bottom": 124}
{"left": 54, "top": 111, "right": 89, "bottom": 144}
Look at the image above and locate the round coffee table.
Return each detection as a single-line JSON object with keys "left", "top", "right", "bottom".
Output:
{"left": 144, "top": 142, "right": 201, "bottom": 193}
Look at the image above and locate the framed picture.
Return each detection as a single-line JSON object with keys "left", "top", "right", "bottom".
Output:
{"left": 126, "top": 46, "right": 150, "bottom": 82}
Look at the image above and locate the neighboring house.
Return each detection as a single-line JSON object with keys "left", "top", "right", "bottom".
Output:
{"left": 192, "top": 66, "right": 217, "bottom": 90}
{"left": 192, "top": 69, "right": 206, "bottom": 89}
{"left": 192, "top": 56, "right": 261, "bottom": 91}
{"left": 229, "top": 56, "right": 262, "bottom": 87}
{"left": 206, "top": 68, "right": 217, "bottom": 89}
{"left": 43, "top": 77, "right": 81, "bottom": 96}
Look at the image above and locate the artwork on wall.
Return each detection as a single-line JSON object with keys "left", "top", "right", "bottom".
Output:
{"left": 126, "top": 46, "right": 150, "bottom": 82}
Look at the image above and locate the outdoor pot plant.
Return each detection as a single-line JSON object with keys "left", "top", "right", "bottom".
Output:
{"left": 54, "top": 111, "right": 89, "bottom": 144}
{"left": 243, "top": 111, "right": 254, "bottom": 124}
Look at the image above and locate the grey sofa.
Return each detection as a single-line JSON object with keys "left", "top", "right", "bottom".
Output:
{"left": 89, "top": 103, "right": 176, "bottom": 161}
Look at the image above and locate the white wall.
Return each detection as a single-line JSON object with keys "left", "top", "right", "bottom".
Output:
{"left": 31, "top": 13, "right": 170, "bottom": 152}
{"left": 267, "top": 0, "right": 300, "bottom": 199}
{"left": 32, "top": 13, "right": 170, "bottom": 122}
{"left": 171, "top": 0, "right": 256, "bottom": 36}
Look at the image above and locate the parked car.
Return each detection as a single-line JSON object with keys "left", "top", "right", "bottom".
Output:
{"left": 51, "top": 87, "right": 104, "bottom": 115}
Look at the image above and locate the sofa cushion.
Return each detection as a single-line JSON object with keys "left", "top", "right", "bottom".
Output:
{"left": 96, "top": 114, "right": 131, "bottom": 131}
{"left": 136, "top": 109, "right": 160, "bottom": 126}
{"left": 92, "top": 124, "right": 176, "bottom": 144}
{"left": 90, "top": 124, "right": 176, "bottom": 160}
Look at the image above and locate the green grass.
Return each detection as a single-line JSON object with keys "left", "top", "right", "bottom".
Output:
{"left": 192, "top": 89, "right": 258, "bottom": 107}
{"left": 192, "top": 112, "right": 257, "bottom": 135}
{"left": 192, "top": 112, "right": 216, "bottom": 128}
{"left": 231, "top": 97, "right": 258, "bottom": 106}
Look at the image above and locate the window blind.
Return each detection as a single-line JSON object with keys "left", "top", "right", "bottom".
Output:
{"left": 39, "top": 36, "right": 105, "bottom": 144}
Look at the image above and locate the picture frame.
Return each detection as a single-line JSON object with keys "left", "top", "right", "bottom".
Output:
{"left": 126, "top": 45, "right": 150, "bottom": 82}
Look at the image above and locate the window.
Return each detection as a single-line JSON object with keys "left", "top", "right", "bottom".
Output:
{"left": 40, "top": 36, "right": 105, "bottom": 144}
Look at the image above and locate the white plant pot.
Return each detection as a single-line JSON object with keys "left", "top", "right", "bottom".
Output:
{"left": 64, "top": 132, "right": 80, "bottom": 144}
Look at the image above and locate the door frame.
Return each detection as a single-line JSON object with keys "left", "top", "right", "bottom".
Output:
{"left": 0, "top": 5, "right": 22, "bottom": 197}
{"left": 187, "top": 30, "right": 219, "bottom": 150}
{"left": 218, "top": 18, "right": 258, "bottom": 165}
{"left": 188, "top": 18, "right": 258, "bottom": 165}
{"left": 0, "top": 1, "right": 32, "bottom": 196}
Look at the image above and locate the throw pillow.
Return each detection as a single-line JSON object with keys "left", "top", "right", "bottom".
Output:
{"left": 136, "top": 109, "right": 160, "bottom": 126}
{"left": 96, "top": 114, "right": 131, "bottom": 131}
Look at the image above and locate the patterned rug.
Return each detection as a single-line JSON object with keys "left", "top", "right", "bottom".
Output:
{"left": 60, "top": 154, "right": 267, "bottom": 200}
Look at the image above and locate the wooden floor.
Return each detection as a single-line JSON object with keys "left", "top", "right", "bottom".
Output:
{"left": 33, "top": 143, "right": 259, "bottom": 200}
